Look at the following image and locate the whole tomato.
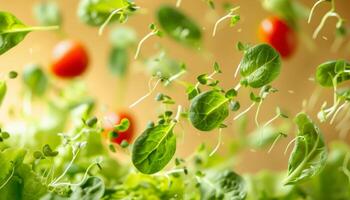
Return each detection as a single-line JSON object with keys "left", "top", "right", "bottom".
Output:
{"left": 103, "top": 111, "right": 135, "bottom": 145}
{"left": 258, "top": 16, "right": 297, "bottom": 58}
{"left": 51, "top": 40, "right": 89, "bottom": 78}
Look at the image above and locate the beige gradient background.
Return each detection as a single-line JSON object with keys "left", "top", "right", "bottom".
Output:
{"left": 1, "top": 0, "right": 350, "bottom": 174}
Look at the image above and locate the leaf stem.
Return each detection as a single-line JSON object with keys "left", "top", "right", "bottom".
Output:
{"left": 134, "top": 31, "right": 156, "bottom": 59}
{"left": 129, "top": 78, "right": 161, "bottom": 108}
{"left": 308, "top": 0, "right": 327, "bottom": 23}
{"left": 2, "top": 25, "right": 59, "bottom": 33}
{"left": 0, "top": 167, "right": 14, "bottom": 190}
{"left": 209, "top": 128, "right": 222, "bottom": 157}
{"left": 233, "top": 102, "right": 255, "bottom": 120}
{"left": 98, "top": 7, "right": 125, "bottom": 36}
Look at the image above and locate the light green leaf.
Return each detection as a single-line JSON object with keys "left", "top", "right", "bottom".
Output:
{"left": 156, "top": 5, "right": 202, "bottom": 47}
{"left": 33, "top": 1, "right": 62, "bottom": 26}
{"left": 132, "top": 124, "right": 176, "bottom": 174}
{"left": 108, "top": 46, "right": 129, "bottom": 77}
{"left": 189, "top": 90, "right": 229, "bottom": 131}
{"left": 239, "top": 44, "right": 281, "bottom": 88}
{"left": 22, "top": 64, "right": 48, "bottom": 96}
{"left": 285, "top": 113, "right": 327, "bottom": 185}
{"left": 0, "top": 81, "right": 7, "bottom": 107}
{"left": 315, "top": 60, "right": 350, "bottom": 87}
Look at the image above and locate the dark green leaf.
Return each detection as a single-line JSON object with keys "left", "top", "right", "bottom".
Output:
{"left": 42, "top": 144, "right": 59, "bottom": 157}
{"left": 186, "top": 85, "right": 200, "bottom": 100}
{"left": 285, "top": 113, "right": 327, "bottom": 185}
{"left": 109, "top": 46, "right": 129, "bottom": 77}
{"left": 156, "top": 5, "right": 202, "bottom": 47}
{"left": 315, "top": 60, "right": 350, "bottom": 87}
{"left": 132, "top": 124, "right": 176, "bottom": 174}
{"left": 189, "top": 90, "right": 229, "bottom": 131}
{"left": 239, "top": 44, "right": 281, "bottom": 88}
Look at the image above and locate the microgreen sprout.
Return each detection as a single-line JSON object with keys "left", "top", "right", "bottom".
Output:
{"left": 209, "top": 128, "right": 223, "bottom": 157}
{"left": 129, "top": 74, "right": 162, "bottom": 108}
{"left": 134, "top": 23, "right": 163, "bottom": 59}
{"left": 267, "top": 132, "right": 288, "bottom": 154}
{"left": 212, "top": 6, "right": 240, "bottom": 37}
{"left": 308, "top": 0, "right": 345, "bottom": 39}
{"left": 284, "top": 136, "right": 305, "bottom": 155}
{"left": 98, "top": 7, "right": 127, "bottom": 36}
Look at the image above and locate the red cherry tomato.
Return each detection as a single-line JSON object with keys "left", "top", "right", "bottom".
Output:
{"left": 103, "top": 111, "right": 135, "bottom": 145}
{"left": 258, "top": 16, "right": 297, "bottom": 58}
{"left": 51, "top": 40, "right": 89, "bottom": 78}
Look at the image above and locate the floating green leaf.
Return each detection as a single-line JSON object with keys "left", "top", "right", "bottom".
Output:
{"left": 132, "top": 124, "right": 176, "bottom": 174}
{"left": 239, "top": 44, "right": 281, "bottom": 88}
{"left": 285, "top": 113, "right": 327, "bottom": 185}
{"left": 109, "top": 46, "right": 129, "bottom": 77}
{"left": 0, "top": 81, "right": 7, "bottom": 107}
{"left": 315, "top": 60, "right": 350, "bottom": 87}
{"left": 22, "top": 64, "right": 48, "bottom": 96}
{"left": 156, "top": 5, "right": 202, "bottom": 47}
{"left": 189, "top": 90, "right": 229, "bottom": 131}
{"left": 33, "top": 1, "right": 62, "bottom": 26}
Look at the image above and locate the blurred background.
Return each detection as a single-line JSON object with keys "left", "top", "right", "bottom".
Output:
{"left": 0, "top": 0, "right": 350, "bottom": 174}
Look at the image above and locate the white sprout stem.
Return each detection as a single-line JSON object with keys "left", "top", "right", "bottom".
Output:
{"left": 166, "top": 69, "right": 186, "bottom": 85}
{"left": 212, "top": 14, "right": 232, "bottom": 37}
{"left": 50, "top": 147, "right": 81, "bottom": 186}
{"left": 50, "top": 162, "right": 98, "bottom": 187}
{"left": 267, "top": 134, "right": 282, "bottom": 154}
{"left": 174, "top": 105, "right": 182, "bottom": 122}
{"left": 308, "top": 0, "right": 327, "bottom": 23}
{"left": 234, "top": 83, "right": 241, "bottom": 91}
{"left": 313, "top": 11, "right": 341, "bottom": 39}
{"left": 234, "top": 102, "right": 255, "bottom": 120}
{"left": 0, "top": 167, "right": 14, "bottom": 190}
{"left": 234, "top": 64, "right": 240, "bottom": 78}
{"left": 176, "top": 0, "right": 182, "bottom": 7}
{"left": 255, "top": 101, "right": 263, "bottom": 128}
{"left": 134, "top": 31, "right": 156, "bottom": 59}
{"left": 129, "top": 79, "right": 161, "bottom": 108}
{"left": 209, "top": 128, "right": 223, "bottom": 157}
{"left": 98, "top": 8, "right": 125, "bottom": 36}
{"left": 212, "top": 6, "right": 240, "bottom": 37}
{"left": 284, "top": 136, "right": 304, "bottom": 155}
{"left": 330, "top": 102, "right": 348, "bottom": 124}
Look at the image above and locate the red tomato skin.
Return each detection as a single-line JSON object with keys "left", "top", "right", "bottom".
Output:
{"left": 103, "top": 111, "right": 135, "bottom": 145}
{"left": 51, "top": 40, "right": 89, "bottom": 78}
{"left": 258, "top": 16, "right": 297, "bottom": 58}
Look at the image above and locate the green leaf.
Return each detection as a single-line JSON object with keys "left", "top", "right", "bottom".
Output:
{"left": 108, "top": 46, "right": 129, "bottom": 77}
{"left": 33, "top": 1, "right": 62, "bottom": 26}
{"left": 114, "top": 118, "right": 130, "bottom": 132}
{"left": 0, "top": 81, "right": 7, "bottom": 107}
{"left": 132, "top": 124, "right": 176, "bottom": 174}
{"left": 145, "top": 52, "right": 184, "bottom": 79}
{"left": 77, "top": 0, "right": 134, "bottom": 26}
{"left": 285, "top": 113, "right": 327, "bottom": 185}
{"left": 0, "top": 148, "right": 26, "bottom": 182}
{"left": 109, "top": 26, "right": 137, "bottom": 47}
{"left": 70, "top": 176, "right": 105, "bottom": 200}
{"left": 22, "top": 64, "right": 48, "bottom": 96}
{"left": 0, "top": 11, "right": 56, "bottom": 55}
{"left": 156, "top": 5, "right": 202, "bottom": 47}
{"left": 239, "top": 44, "right": 281, "bottom": 88}
{"left": 201, "top": 170, "right": 247, "bottom": 200}
{"left": 186, "top": 85, "right": 200, "bottom": 100}
{"left": 189, "top": 90, "right": 229, "bottom": 131}
{"left": 230, "top": 15, "right": 240, "bottom": 27}
{"left": 315, "top": 60, "right": 350, "bottom": 87}
{"left": 42, "top": 144, "right": 58, "bottom": 157}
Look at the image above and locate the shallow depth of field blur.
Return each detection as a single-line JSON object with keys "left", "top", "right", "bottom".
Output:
{"left": 1, "top": 0, "right": 350, "bottom": 175}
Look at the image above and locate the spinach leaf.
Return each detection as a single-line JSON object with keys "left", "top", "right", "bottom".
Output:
{"left": 201, "top": 170, "right": 247, "bottom": 200}
{"left": 189, "top": 90, "right": 229, "bottom": 131}
{"left": 285, "top": 113, "right": 327, "bottom": 185}
{"left": 0, "top": 81, "right": 6, "bottom": 107}
{"left": 22, "top": 64, "right": 48, "bottom": 96}
{"left": 239, "top": 44, "right": 281, "bottom": 88}
{"left": 109, "top": 46, "right": 128, "bottom": 77}
{"left": 33, "top": 1, "right": 62, "bottom": 26}
{"left": 0, "top": 11, "right": 57, "bottom": 55}
{"left": 315, "top": 60, "right": 350, "bottom": 87}
{"left": 132, "top": 124, "right": 176, "bottom": 174}
{"left": 70, "top": 176, "right": 105, "bottom": 200}
{"left": 156, "top": 5, "right": 202, "bottom": 47}
{"left": 77, "top": 0, "right": 134, "bottom": 26}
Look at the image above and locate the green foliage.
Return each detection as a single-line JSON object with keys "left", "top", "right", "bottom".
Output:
{"left": 201, "top": 170, "right": 247, "bottom": 200}
{"left": 109, "top": 46, "right": 129, "bottom": 77}
{"left": 285, "top": 113, "right": 327, "bottom": 185}
{"left": 189, "top": 90, "right": 229, "bottom": 131}
{"left": 132, "top": 123, "right": 176, "bottom": 174}
{"left": 315, "top": 60, "right": 350, "bottom": 87}
{"left": 239, "top": 44, "right": 281, "bottom": 88}
{"left": 22, "top": 64, "right": 48, "bottom": 96}
{"left": 0, "top": 81, "right": 7, "bottom": 107}
{"left": 156, "top": 5, "right": 202, "bottom": 47}
{"left": 33, "top": 1, "right": 62, "bottom": 26}
{"left": 77, "top": 0, "right": 135, "bottom": 26}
